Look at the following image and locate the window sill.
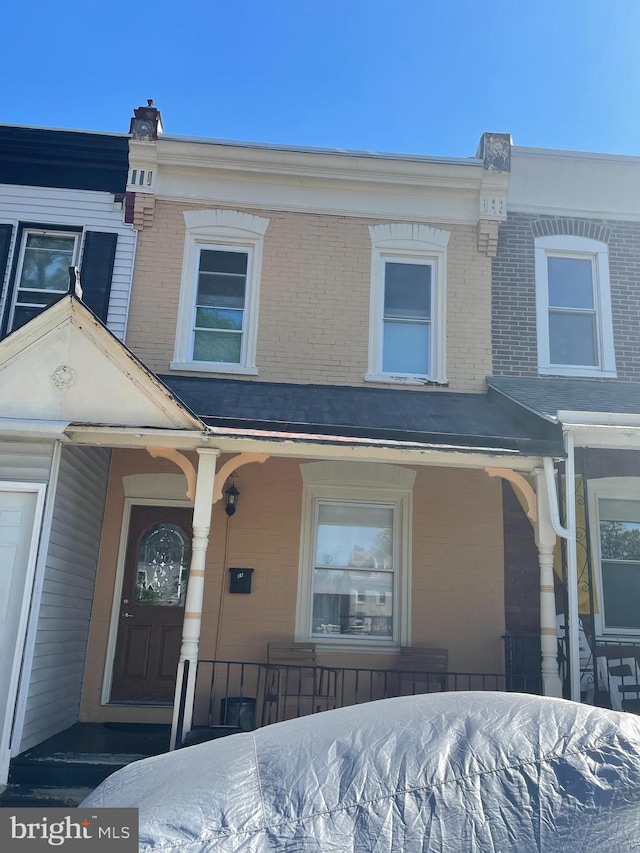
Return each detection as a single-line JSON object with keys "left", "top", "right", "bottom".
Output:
{"left": 538, "top": 366, "right": 617, "bottom": 379}
{"left": 170, "top": 361, "right": 259, "bottom": 376}
{"left": 364, "top": 372, "right": 447, "bottom": 387}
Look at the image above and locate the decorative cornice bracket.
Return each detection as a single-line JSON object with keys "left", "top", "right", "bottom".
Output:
{"left": 146, "top": 446, "right": 197, "bottom": 501}
{"left": 213, "top": 452, "right": 270, "bottom": 503}
{"left": 478, "top": 219, "right": 500, "bottom": 256}
{"left": 485, "top": 467, "right": 538, "bottom": 523}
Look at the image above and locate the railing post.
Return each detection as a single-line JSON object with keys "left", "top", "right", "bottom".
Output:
{"left": 173, "top": 659, "right": 190, "bottom": 750}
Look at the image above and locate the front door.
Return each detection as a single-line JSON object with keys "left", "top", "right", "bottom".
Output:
{"left": 111, "top": 506, "right": 192, "bottom": 704}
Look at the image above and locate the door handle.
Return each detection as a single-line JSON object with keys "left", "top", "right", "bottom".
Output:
{"left": 121, "top": 612, "right": 134, "bottom": 618}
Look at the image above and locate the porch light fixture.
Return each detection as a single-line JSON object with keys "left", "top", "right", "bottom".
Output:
{"left": 224, "top": 482, "right": 240, "bottom": 517}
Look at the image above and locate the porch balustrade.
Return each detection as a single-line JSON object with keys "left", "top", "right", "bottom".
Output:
{"left": 174, "top": 658, "right": 541, "bottom": 749}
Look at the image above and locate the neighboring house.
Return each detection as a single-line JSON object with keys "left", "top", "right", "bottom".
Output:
{"left": 490, "top": 146, "right": 640, "bottom": 703}
{"left": 0, "top": 123, "right": 142, "bottom": 783}
{"left": 0, "top": 107, "right": 573, "bottom": 785}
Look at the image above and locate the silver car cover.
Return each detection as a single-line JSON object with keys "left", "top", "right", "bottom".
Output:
{"left": 81, "top": 692, "right": 640, "bottom": 851}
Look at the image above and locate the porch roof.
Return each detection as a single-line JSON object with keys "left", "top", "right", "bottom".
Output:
{"left": 159, "top": 375, "right": 563, "bottom": 456}
{"left": 488, "top": 376, "right": 640, "bottom": 422}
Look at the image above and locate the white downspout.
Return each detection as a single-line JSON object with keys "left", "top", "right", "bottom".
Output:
{"left": 543, "top": 431, "right": 580, "bottom": 701}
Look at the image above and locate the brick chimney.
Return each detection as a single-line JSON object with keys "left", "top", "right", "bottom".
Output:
{"left": 129, "top": 100, "right": 163, "bottom": 141}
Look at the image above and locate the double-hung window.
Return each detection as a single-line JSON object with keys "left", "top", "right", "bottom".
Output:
{"left": 367, "top": 223, "right": 449, "bottom": 385}
{"left": 9, "top": 230, "right": 79, "bottom": 332}
{"left": 589, "top": 479, "right": 640, "bottom": 636}
{"left": 382, "top": 260, "right": 432, "bottom": 376}
{"left": 192, "top": 246, "right": 250, "bottom": 365}
{"left": 172, "top": 209, "right": 269, "bottom": 375}
{"left": 296, "top": 461, "right": 415, "bottom": 649}
{"left": 535, "top": 235, "right": 615, "bottom": 377}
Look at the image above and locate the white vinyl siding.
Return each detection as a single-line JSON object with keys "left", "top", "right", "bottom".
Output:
{"left": 0, "top": 440, "right": 54, "bottom": 483}
{"left": 0, "top": 185, "right": 136, "bottom": 341}
{"left": 19, "top": 445, "right": 110, "bottom": 751}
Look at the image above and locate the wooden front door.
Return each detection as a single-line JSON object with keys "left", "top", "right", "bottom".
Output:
{"left": 111, "top": 505, "right": 192, "bottom": 704}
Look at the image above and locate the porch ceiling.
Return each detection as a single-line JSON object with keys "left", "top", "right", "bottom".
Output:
{"left": 159, "top": 375, "right": 563, "bottom": 457}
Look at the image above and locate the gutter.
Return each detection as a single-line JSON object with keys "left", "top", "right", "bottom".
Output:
{"left": 543, "top": 431, "right": 580, "bottom": 701}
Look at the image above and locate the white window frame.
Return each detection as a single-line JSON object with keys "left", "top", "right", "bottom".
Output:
{"left": 535, "top": 235, "right": 616, "bottom": 378}
{"left": 366, "top": 223, "right": 450, "bottom": 385}
{"left": 8, "top": 229, "right": 81, "bottom": 333}
{"left": 296, "top": 461, "right": 415, "bottom": 651}
{"left": 587, "top": 477, "right": 640, "bottom": 637}
{"left": 172, "top": 209, "right": 269, "bottom": 375}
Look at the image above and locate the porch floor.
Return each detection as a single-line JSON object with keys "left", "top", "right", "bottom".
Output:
{"left": 0, "top": 722, "right": 170, "bottom": 808}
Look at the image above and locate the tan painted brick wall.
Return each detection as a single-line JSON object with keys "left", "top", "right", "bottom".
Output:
{"left": 81, "top": 452, "right": 503, "bottom": 723}
{"left": 126, "top": 201, "right": 492, "bottom": 392}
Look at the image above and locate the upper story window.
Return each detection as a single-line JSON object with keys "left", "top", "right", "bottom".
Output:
{"left": 9, "top": 230, "right": 79, "bottom": 332}
{"left": 366, "top": 223, "right": 450, "bottom": 385}
{"left": 172, "top": 209, "right": 269, "bottom": 375}
{"left": 296, "top": 461, "right": 415, "bottom": 650}
{"left": 535, "top": 235, "right": 616, "bottom": 377}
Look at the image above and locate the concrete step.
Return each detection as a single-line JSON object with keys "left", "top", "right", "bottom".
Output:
{"left": 8, "top": 752, "right": 147, "bottom": 788}
{"left": 0, "top": 784, "right": 94, "bottom": 808}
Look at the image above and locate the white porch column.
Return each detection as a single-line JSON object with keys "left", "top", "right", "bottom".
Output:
{"left": 171, "top": 448, "right": 219, "bottom": 749}
{"left": 534, "top": 468, "right": 564, "bottom": 698}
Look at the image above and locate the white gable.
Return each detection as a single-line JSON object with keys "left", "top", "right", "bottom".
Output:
{"left": 0, "top": 298, "right": 201, "bottom": 431}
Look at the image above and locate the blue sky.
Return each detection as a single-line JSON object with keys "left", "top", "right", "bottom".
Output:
{"left": 3, "top": 1, "right": 640, "bottom": 158}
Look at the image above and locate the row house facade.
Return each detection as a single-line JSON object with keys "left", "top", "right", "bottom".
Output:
{"left": 3, "top": 105, "right": 625, "bottom": 784}
{"left": 491, "top": 146, "right": 640, "bottom": 706}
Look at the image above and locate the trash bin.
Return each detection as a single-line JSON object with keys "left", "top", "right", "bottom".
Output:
{"left": 220, "top": 697, "right": 256, "bottom": 731}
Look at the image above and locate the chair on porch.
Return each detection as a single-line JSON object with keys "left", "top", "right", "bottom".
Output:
{"left": 262, "top": 642, "right": 339, "bottom": 724}
{"left": 385, "top": 646, "right": 449, "bottom": 698}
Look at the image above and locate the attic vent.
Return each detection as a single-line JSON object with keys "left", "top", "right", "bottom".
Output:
{"left": 129, "top": 169, "right": 153, "bottom": 187}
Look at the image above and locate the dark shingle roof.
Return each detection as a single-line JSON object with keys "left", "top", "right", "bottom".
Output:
{"left": 159, "top": 375, "right": 563, "bottom": 455}
{"left": 488, "top": 376, "right": 640, "bottom": 420}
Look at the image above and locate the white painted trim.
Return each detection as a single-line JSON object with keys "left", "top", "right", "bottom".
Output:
{"left": 535, "top": 235, "right": 616, "bottom": 378}
{"left": 101, "top": 495, "right": 193, "bottom": 706}
{"left": 560, "top": 412, "right": 640, "bottom": 428}
{"left": 295, "top": 462, "right": 414, "bottom": 650}
{"left": 9, "top": 443, "right": 60, "bottom": 758}
{"left": 586, "top": 477, "right": 640, "bottom": 637}
{"left": 368, "top": 223, "right": 451, "bottom": 248}
{"left": 169, "top": 361, "right": 259, "bottom": 376}
{"left": 0, "top": 479, "right": 47, "bottom": 781}
{"left": 183, "top": 209, "right": 269, "bottom": 234}
{"left": 367, "top": 225, "right": 449, "bottom": 384}
{"left": 173, "top": 210, "right": 269, "bottom": 373}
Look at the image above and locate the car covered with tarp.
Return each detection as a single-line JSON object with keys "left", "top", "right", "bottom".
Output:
{"left": 82, "top": 691, "right": 640, "bottom": 851}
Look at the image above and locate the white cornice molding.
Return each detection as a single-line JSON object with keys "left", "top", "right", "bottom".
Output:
{"left": 155, "top": 139, "right": 486, "bottom": 191}
{"left": 368, "top": 222, "right": 451, "bottom": 248}
{"left": 183, "top": 208, "right": 269, "bottom": 234}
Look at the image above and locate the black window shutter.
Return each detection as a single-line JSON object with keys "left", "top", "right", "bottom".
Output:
{"left": 80, "top": 231, "right": 118, "bottom": 323}
{"left": 0, "top": 223, "right": 14, "bottom": 300}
